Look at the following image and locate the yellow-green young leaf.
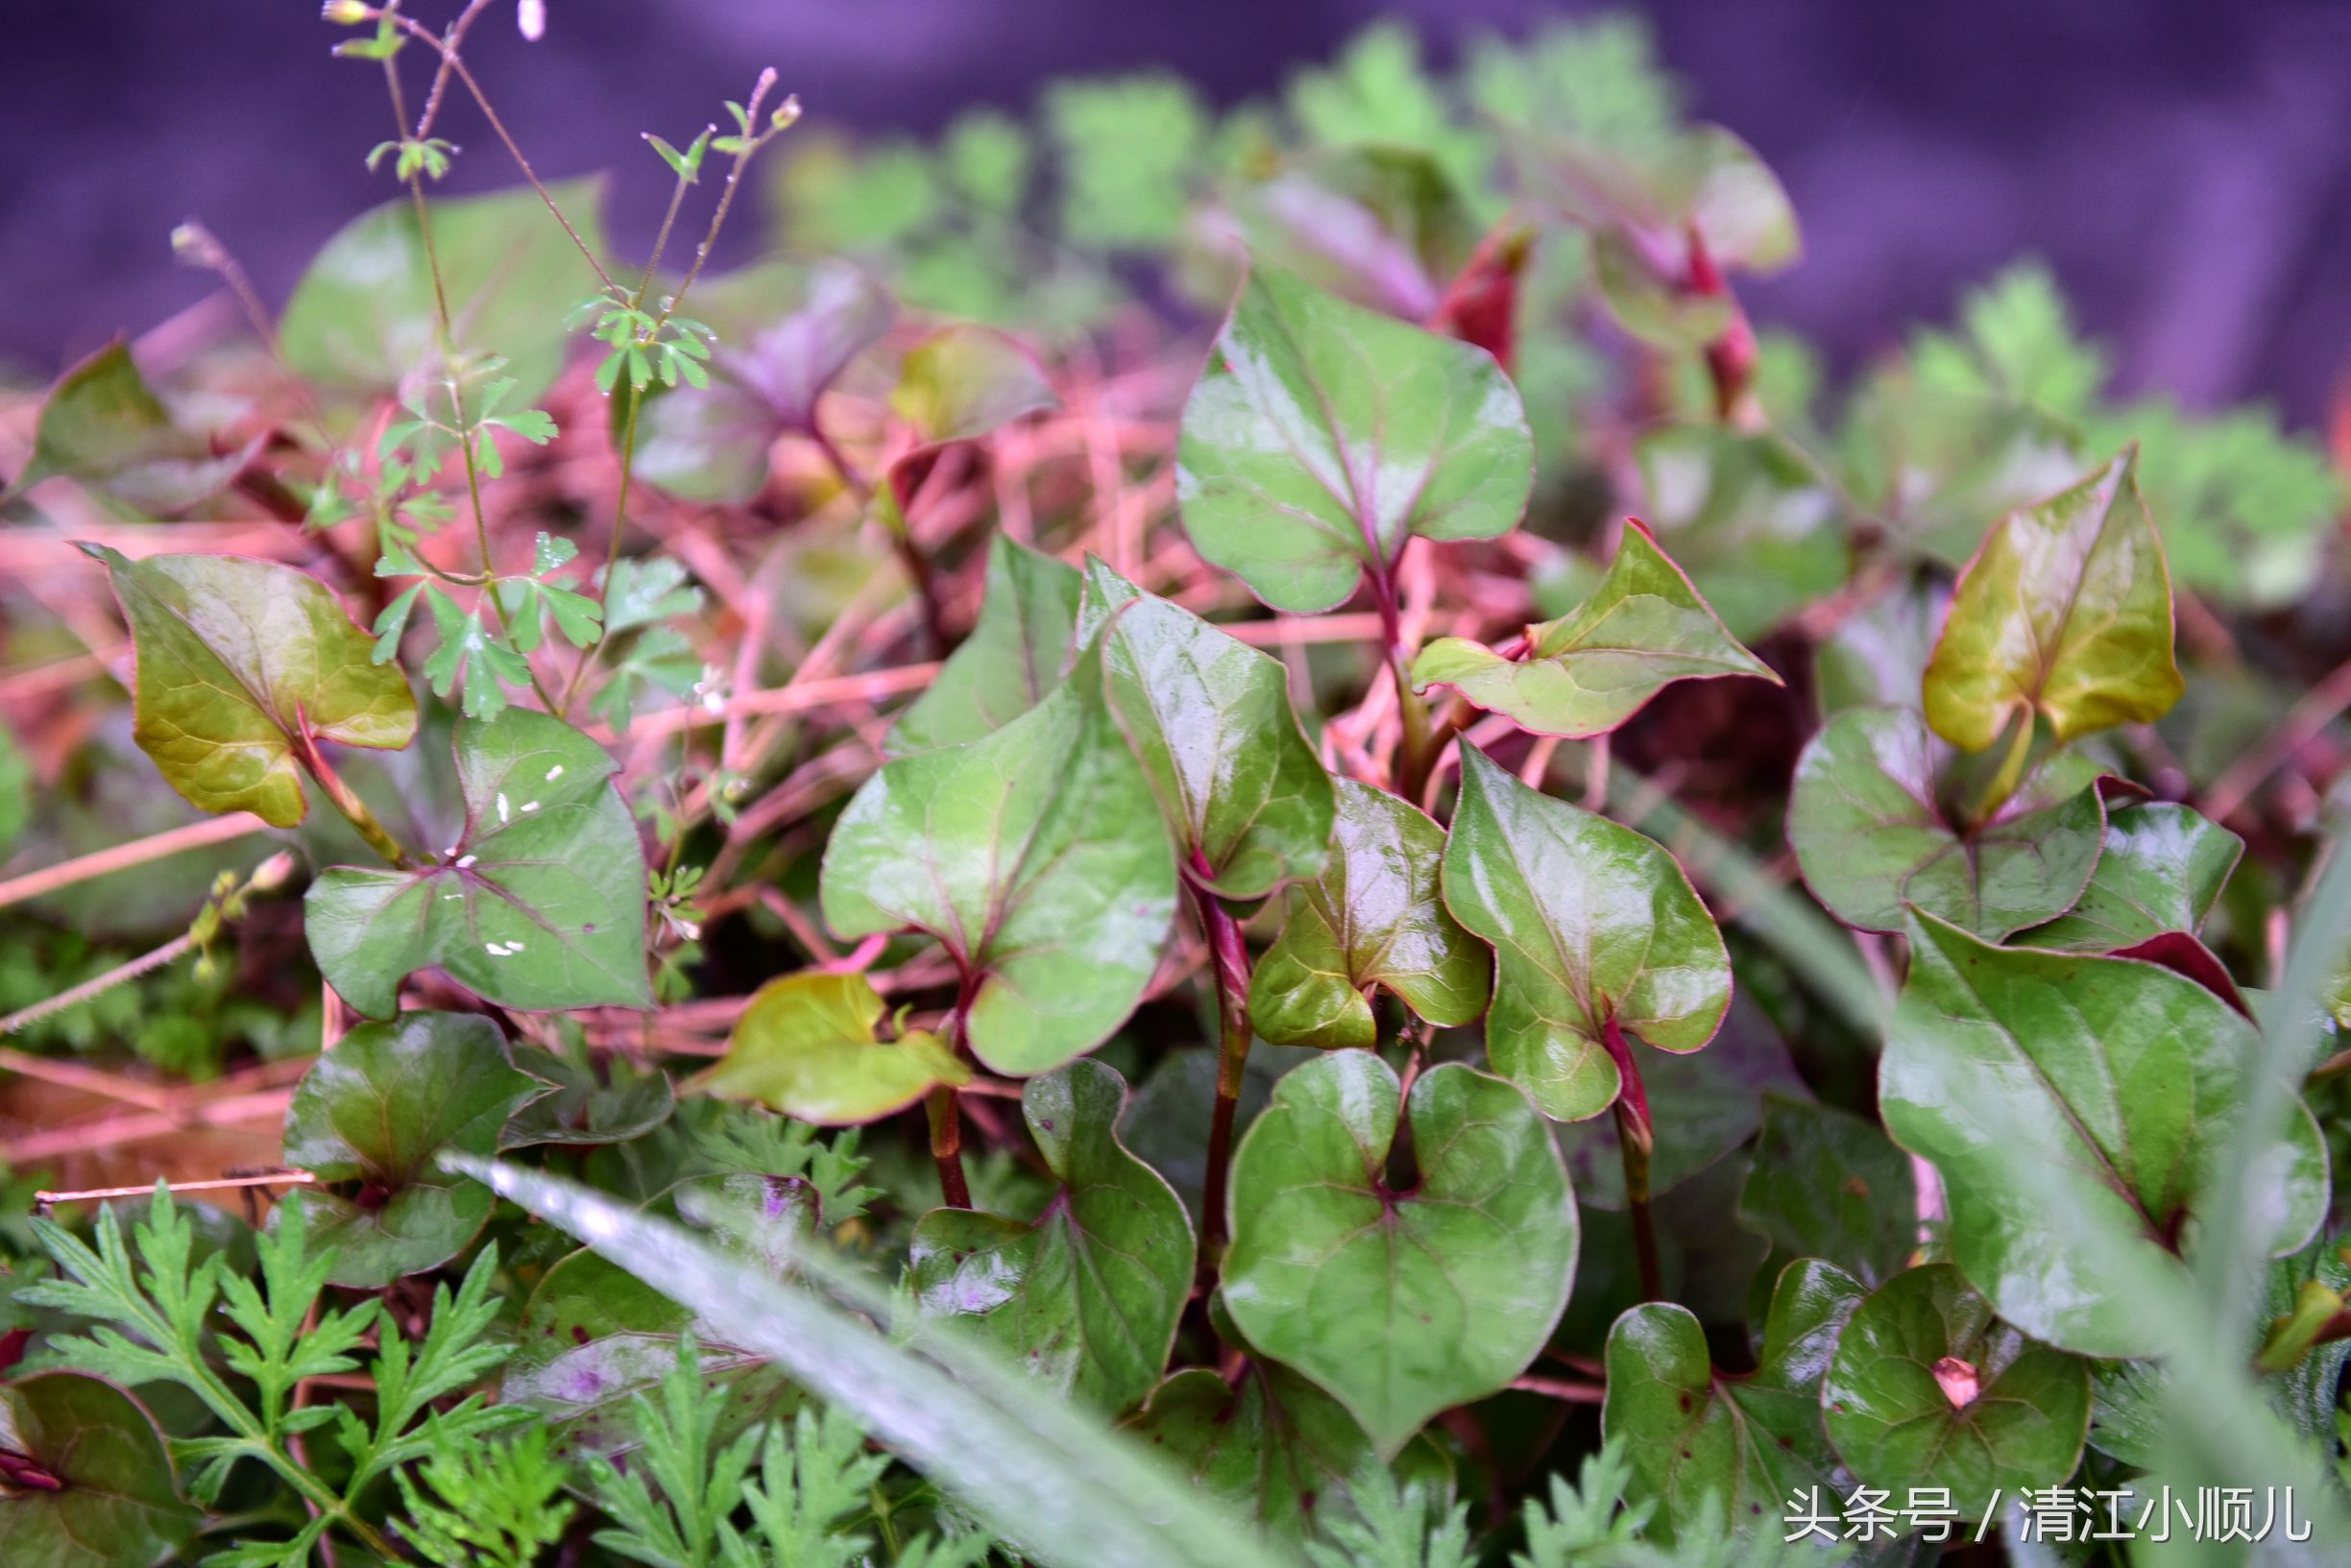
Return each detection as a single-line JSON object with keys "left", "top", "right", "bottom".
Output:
{"left": 1923, "top": 446, "right": 2185, "bottom": 752}
{"left": 279, "top": 1010, "right": 544, "bottom": 1288}
{"left": 19, "top": 340, "right": 259, "bottom": 513}
{"left": 1881, "top": 910, "right": 2330, "bottom": 1357}
{"left": 281, "top": 179, "right": 607, "bottom": 404}
{"left": 80, "top": 543, "right": 418, "bottom": 828}
{"left": 1603, "top": 1259, "right": 1862, "bottom": 1545}
{"left": 1441, "top": 745, "right": 1732, "bottom": 1122}
{"left": 1176, "top": 261, "right": 1534, "bottom": 614}
{"left": 696, "top": 971, "right": 969, "bottom": 1124}
{"left": 890, "top": 326, "right": 1057, "bottom": 445}
{"left": 1222, "top": 1052, "right": 1577, "bottom": 1455}
{"left": 1091, "top": 559, "right": 1334, "bottom": 899}
{"left": 0, "top": 1374, "right": 199, "bottom": 1568}
{"left": 1787, "top": 706, "right": 2107, "bottom": 939}
{"left": 1248, "top": 777, "right": 1489, "bottom": 1050}
{"left": 889, "top": 534, "right": 1082, "bottom": 756}
{"left": 1412, "top": 521, "right": 1778, "bottom": 738}
{"left": 910, "top": 1060, "right": 1193, "bottom": 1415}
{"left": 819, "top": 643, "right": 1177, "bottom": 1075}
{"left": 1820, "top": 1264, "right": 2091, "bottom": 1517}
{"left": 303, "top": 708, "right": 652, "bottom": 1018}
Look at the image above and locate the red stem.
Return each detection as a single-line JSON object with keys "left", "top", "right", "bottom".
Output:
{"left": 1602, "top": 1013, "right": 1663, "bottom": 1302}
{"left": 1191, "top": 851, "right": 1253, "bottom": 1284}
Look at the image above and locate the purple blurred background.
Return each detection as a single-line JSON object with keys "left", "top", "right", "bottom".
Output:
{"left": 6, "top": 0, "right": 2348, "bottom": 422}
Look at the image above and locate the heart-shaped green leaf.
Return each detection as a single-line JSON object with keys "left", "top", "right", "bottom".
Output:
{"left": 1788, "top": 706, "right": 2106, "bottom": 938}
{"left": 1176, "top": 261, "right": 1534, "bottom": 614}
{"left": 80, "top": 543, "right": 418, "bottom": 828}
{"left": 1820, "top": 1263, "right": 2092, "bottom": 1517}
{"left": 1248, "top": 777, "right": 1488, "bottom": 1050}
{"left": 1089, "top": 560, "right": 1333, "bottom": 899}
{"left": 0, "top": 1373, "right": 199, "bottom": 1568}
{"left": 1553, "top": 997, "right": 1803, "bottom": 1207}
{"left": 1603, "top": 1258, "right": 1862, "bottom": 1544}
{"left": 281, "top": 179, "right": 607, "bottom": 404}
{"left": 909, "top": 1059, "right": 1194, "bottom": 1415}
{"left": 820, "top": 642, "right": 1177, "bottom": 1075}
{"left": 1414, "top": 522, "right": 1778, "bottom": 739}
{"left": 1923, "top": 447, "right": 2185, "bottom": 752}
{"left": 889, "top": 534, "right": 1082, "bottom": 756}
{"left": 303, "top": 707, "right": 652, "bottom": 1018}
{"left": 1634, "top": 426, "right": 1851, "bottom": 640}
{"left": 1736, "top": 1092, "right": 1918, "bottom": 1288}
{"left": 2019, "top": 801, "right": 2241, "bottom": 953}
{"left": 502, "top": 1042, "right": 675, "bottom": 1148}
{"left": 1880, "top": 909, "right": 2329, "bottom": 1356}
{"left": 1222, "top": 1052, "right": 1578, "bottom": 1454}
{"left": 279, "top": 1010, "right": 544, "bottom": 1287}
{"left": 20, "top": 340, "right": 259, "bottom": 513}
{"left": 1442, "top": 744, "right": 1732, "bottom": 1122}
{"left": 695, "top": 970, "right": 970, "bottom": 1124}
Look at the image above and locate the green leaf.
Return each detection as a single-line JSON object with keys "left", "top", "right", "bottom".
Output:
{"left": 889, "top": 326, "right": 1057, "bottom": 446}
{"left": 2019, "top": 800, "right": 2242, "bottom": 953}
{"left": 280, "top": 179, "right": 607, "bottom": 404}
{"left": 1176, "top": 262, "right": 1534, "bottom": 614}
{"left": 279, "top": 1010, "right": 542, "bottom": 1288}
{"left": 1553, "top": 997, "right": 1803, "bottom": 1208}
{"left": 1128, "top": 1361, "right": 1396, "bottom": 1545}
{"left": 1633, "top": 426, "right": 1851, "bottom": 640}
{"left": 819, "top": 643, "right": 1177, "bottom": 1075}
{"left": 1223, "top": 1052, "right": 1578, "bottom": 1454}
{"left": 79, "top": 543, "right": 418, "bottom": 828}
{"left": 696, "top": 970, "right": 970, "bottom": 1124}
{"left": 1091, "top": 559, "right": 1335, "bottom": 898}
{"left": 304, "top": 707, "right": 652, "bottom": 1018}
{"left": 18, "top": 340, "right": 258, "bottom": 512}
{"left": 909, "top": 1059, "right": 1193, "bottom": 1414}
{"left": 1602, "top": 1258, "right": 1862, "bottom": 1544}
{"left": 502, "top": 1042, "right": 676, "bottom": 1148}
{"left": 1413, "top": 521, "right": 1779, "bottom": 738}
{"left": 1922, "top": 447, "right": 2185, "bottom": 752}
{"left": 643, "top": 127, "right": 714, "bottom": 184}
{"left": 1880, "top": 908, "right": 2330, "bottom": 1356}
{"left": 0, "top": 1373, "right": 199, "bottom": 1568}
{"left": 1819, "top": 1263, "right": 2091, "bottom": 1517}
{"left": 1119, "top": 1041, "right": 1323, "bottom": 1224}
{"left": 1249, "top": 777, "right": 1489, "bottom": 1050}
{"left": 1441, "top": 744, "right": 1732, "bottom": 1122}
{"left": 889, "top": 534, "right": 1081, "bottom": 756}
{"left": 1787, "top": 706, "right": 2106, "bottom": 938}
{"left": 1735, "top": 1092, "right": 1918, "bottom": 1288}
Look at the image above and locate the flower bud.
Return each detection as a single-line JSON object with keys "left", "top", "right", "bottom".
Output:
{"left": 321, "top": 0, "right": 373, "bottom": 25}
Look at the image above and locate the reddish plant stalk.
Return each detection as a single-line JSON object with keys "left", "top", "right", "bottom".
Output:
{"left": 1601, "top": 1012, "right": 1662, "bottom": 1302}
{"left": 1684, "top": 225, "right": 1757, "bottom": 426}
{"left": 1191, "top": 851, "right": 1254, "bottom": 1283}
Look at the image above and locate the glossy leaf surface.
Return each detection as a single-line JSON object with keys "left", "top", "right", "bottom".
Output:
{"left": 909, "top": 1060, "right": 1194, "bottom": 1415}
{"left": 279, "top": 1010, "right": 542, "bottom": 1287}
{"left": 1736, "top": 1092, "right": 1918, "bottom": 1288}
{"left": 698, "top": 970, "right": 969, "bottom": 1125}
{"left": 0, "top": 1374, "right": 198, "bottom": 1568}
{"left": 20, "top": 340, "right": 257, "bottom": 512}
{"left": 280, "top": 179, "right": 606, "bottom": 402}
{"left": 889, "top": 534, "right": 1082, "bottom": 756}
{"left": 1414, "top": 521, "right": 1777, "bottom": 738}
{"left": 1248, "top": 777, "right": 1488, "bottom": 1050}
{"left": 1093, "top": 560, "right": 1334, "bottom": 898}
{"left": 1923, "top": 448, "right": 2185, "bottom": 751}
{"left": 820, "top": 645, "right": 1177, "bottom": 1075}
{"left": 304, "top": 708, "right": 652, "bottom": 1018}
{"left": 503, "top": 1044, "right": 675, "bottom": 1148}
{"left": 1880, "top": 910, "right": 2329, "bottom": 1356}
{"left": 1222, "top": 1052, "right": 1577, "bottom": 1454}
{"left": 1821, "top": 1264, "right": 2091, "bottom": 1516}
{"left": 2020, "top": 801, "right": 2241, "bottom": 953}
{"left": 1788, "top": 706, "right": 2105, "bottom": 938}
{"left": 1603, "top": 1259, "right": 1862, "bottom": 1544}
{"left": 83, "top": 544, "right": 417, "bottom": 828}
{"left": 1442, "top": 744, "right": 1731, "bottom": 1121}
{"left": 1176, "top": 261, "right": 1534, "bottom": 613}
